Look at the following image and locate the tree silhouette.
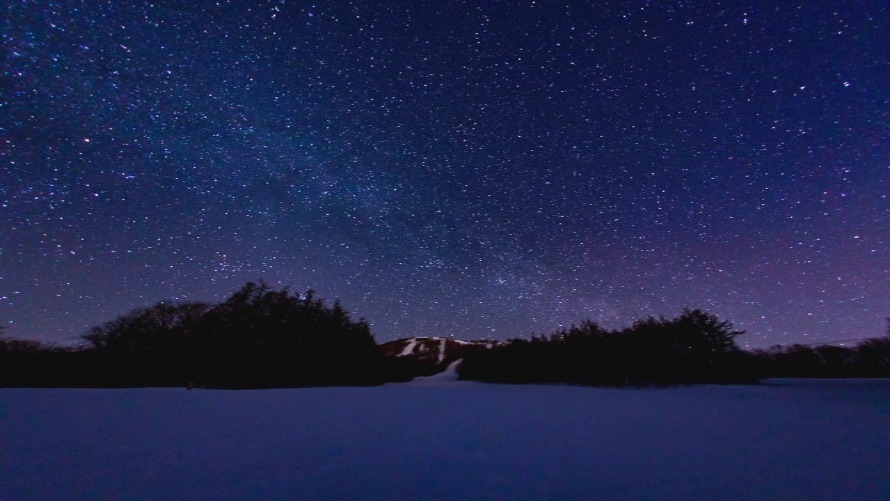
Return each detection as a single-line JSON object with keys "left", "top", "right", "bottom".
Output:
{"left": 459, "top": 309, "right": 753, "bottom": 386}
{"left": 77, "top": 281, "right": 383, "bottom": 388}
{"left": 182, "top": 282, "right": 381, "bottom": 387}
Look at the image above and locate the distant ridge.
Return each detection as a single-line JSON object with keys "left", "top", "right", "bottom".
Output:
{"left": 379, "top": 337, "right": 497, "bottom": 376}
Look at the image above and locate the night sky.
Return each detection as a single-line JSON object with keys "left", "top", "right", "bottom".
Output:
{"left": 2, "top": 1, "right": 887, "bottom": 348}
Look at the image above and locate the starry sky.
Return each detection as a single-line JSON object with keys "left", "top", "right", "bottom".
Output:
{"left": 2, "top": 0, "right": 888, "bottom": 348}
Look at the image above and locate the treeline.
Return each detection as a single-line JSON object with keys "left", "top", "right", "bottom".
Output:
{"left": 458, "top": 309, "right": 757, "bottom": 386}
{"left": 2, "top": 292, "right": 889, "bottom": 388}
{"left": 1, "top": 282, "right": 417, "bottom": 388}
{"left": 749, "top": 339, "right": 890, "bottom": 378}
{"left": 457, "top": 310, "right": 890, "bottom": 386}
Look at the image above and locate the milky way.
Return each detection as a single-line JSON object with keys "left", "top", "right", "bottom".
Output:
{"left": 2, "top": 1, "right": 887, "bottom": 347}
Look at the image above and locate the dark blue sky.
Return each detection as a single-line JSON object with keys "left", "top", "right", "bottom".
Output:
{"left": 2, "top": 0, "right": 887, "bottom": 347}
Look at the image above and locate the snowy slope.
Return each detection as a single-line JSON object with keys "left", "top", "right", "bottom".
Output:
{"left": 2, "top": 379, "right": 889, "bottom": 500}
{"left": 379, "top": 336, "right": 495, "bottom": 370}
{"left": 399, "top": 360, "right": 462, "bottom": 386}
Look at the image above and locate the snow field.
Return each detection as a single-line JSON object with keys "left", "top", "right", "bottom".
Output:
{"left": 1, "top": 378, "right": 888, "bottom": 500}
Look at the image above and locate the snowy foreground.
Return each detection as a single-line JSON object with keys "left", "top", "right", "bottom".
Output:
{"left": 2, "top": 372, "right": 889, "bottom": 500}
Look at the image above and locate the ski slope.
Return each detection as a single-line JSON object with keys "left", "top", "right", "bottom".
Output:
{"left": 2, "top": 378, "right": 888, "bottom": 500}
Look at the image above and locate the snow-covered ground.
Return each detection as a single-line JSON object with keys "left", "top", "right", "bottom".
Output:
{"left": 2, "top": 377, "right": 888, "bottom": 500}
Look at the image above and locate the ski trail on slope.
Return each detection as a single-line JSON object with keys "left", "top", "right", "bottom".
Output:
{"left": 400, "top": 360, "right": 462, "bottom": 386}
